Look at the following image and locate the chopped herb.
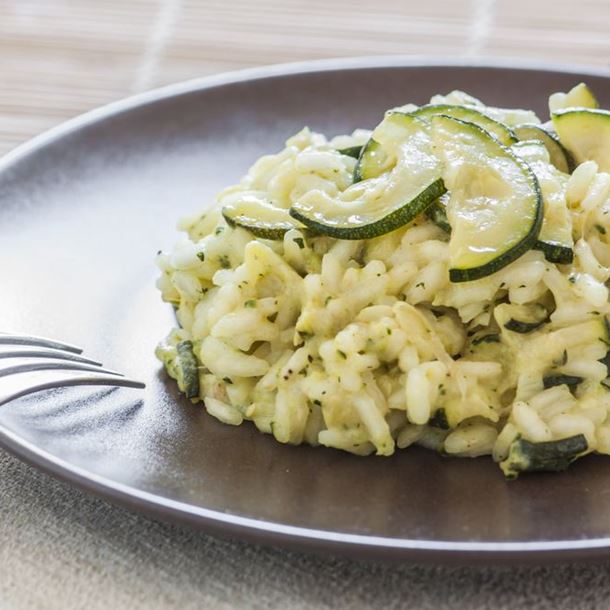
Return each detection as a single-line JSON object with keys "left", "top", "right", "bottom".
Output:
{"left": 415, "top": 282, "right": 425, "bottom": 289}
{"left": 596, "top": 224, "right": 607, "bottom": 235}
{"left": 324, "top": 296, "right": 333, "bottom": 306}
{"left": 267, "top": 312, "right": 278, "bottom": 323}
{"left": 386, "top": 328, "right": 392, "bottom": 336}
{"left": 244, "top": 299, "right": 257, "bottom": 308}
{"left": 218, "top": 254, "right": 231, "bottom": 268}
{"left": 293, "top": 237, "right": 305, "bottom": 249}
{"left": 196, "top": 251, "right": 206, "bottom": 262}
{"left": 222, "top": 377, "right": 233, "bottom": 384}
{"left": 156, "top": 249, "right": 162, "bottom": 256}
{"left": 313, "top": 399, "right": 322, "bottom": 406}
{"left": 568, "top": 276, "right": 576, "bottom": 284}
{"left": 337, "top": 350, "right": 347, "bottom": 360}
{"left": 307, "top": 355, "right": 313, "bottom": 363}
{"left": 215, "top": 226, "right": 225, "bottom": 236}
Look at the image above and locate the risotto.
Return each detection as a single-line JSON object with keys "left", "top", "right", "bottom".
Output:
{"left": 156, "top": 83, "right": 610, "bottom": 477}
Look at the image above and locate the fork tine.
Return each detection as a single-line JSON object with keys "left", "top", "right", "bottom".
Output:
{"left": 0, "top": 346, "right": 102, "bottom": 366}
{"left": 0, "top": 360, "right": 124, "bottom": 379}
{"left": 0, "top": 333, "right": 82, "bottom": 354}
{"left": 0, "top": 372, "right": 145, "bottom": 407}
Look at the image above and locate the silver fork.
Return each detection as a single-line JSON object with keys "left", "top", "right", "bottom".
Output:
{"left": 0, "top": 332, "right": 145, "bottom": 407}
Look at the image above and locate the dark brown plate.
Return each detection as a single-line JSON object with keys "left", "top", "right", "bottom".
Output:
{"left": 2, "top": 58, "right": 610, "bottom": 564}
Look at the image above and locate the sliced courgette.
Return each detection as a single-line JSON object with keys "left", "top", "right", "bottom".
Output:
{"left": 542, "top": 374, "right": 584, "bottom": 391}
{"left": 511, "top": 139, "right": 574, "bottom": 264}
{"left": 552, "top": 108, "right": 610, "bottom": 172}
{"left": 513, "top": 123, "right": 574, "bottom": 174}
{"left": 471, "top": 333, "right": 501, "bottom": 346}
{"left": 428, "top": 408, "right": 450, "bottom": 430}
{"left": 500, "top": 434, "right": 588, "bottom": 478}
{"left": 502, "top": 303, "right": 549, "bottom": 333}
{"left": 337, "top": 145, "right": 363, "bottom": 159}
{"left": 413, "top": 104, "right": 517, "bottom": 146}
{"left": 222, "top": 196, "right": 304, "bottom": 240}
{"left": 431, "top": 115, "right": 543, "bottom": 283}
{"left": 549, "top": 82, "right": 599, "bottom": 113}
{"left": 176, "top": 340, "right": 200, "bottom": 399}
{"left": 353, "top": 139, "right": 393, "bottom": 182}
{"left": 424, "top": 192, "right": 451, "bottom": 233}
{"left": 291, "top": 114, "right": 446, "bottom": 239}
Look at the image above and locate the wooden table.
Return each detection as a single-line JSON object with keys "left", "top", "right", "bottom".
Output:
{"left": 1, "top": 0, "right": 609, "bottom": 155}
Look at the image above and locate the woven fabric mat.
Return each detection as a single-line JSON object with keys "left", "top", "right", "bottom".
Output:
{"left": 2, "top": 1, "right": 610, "bottom": 608}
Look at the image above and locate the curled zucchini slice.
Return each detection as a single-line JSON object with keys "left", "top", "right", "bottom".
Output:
{"left": 511, "top": 139, "right": 573, "bottom": 264}
{"left": 223, "top": 196, "right": 305, "bottom": 240}
{"left": 501, "top": 434, "right": 588, "bottom": 478}
{"left": 513, "top": 123, "right": 574, "bottom": 174}
{"left": 431, "top": 115, "right": 543, "bottom": 283}
{"left": 291, "top": 114, "right": 445, "bottom": 240}
{"left": 413, "top": 104, "right": 517, "bottom": 146}
{"left": 552, "top": 108, "right": 610, "bottom": 172}
{"left": 424, "top": 192, "right": 451, "bottom": 233}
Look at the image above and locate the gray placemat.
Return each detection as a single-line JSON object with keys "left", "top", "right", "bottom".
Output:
{"left": 1, "top": 449, "right": 609, "bottom": 609}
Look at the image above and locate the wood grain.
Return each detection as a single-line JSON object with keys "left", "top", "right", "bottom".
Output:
{"left": 1, "top": 0, "right": 609, "bottom": 154}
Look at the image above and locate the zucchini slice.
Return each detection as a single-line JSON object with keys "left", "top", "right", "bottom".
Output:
{"left": 501, "top": 303, "right": 549, "bottom": 334}
{"left": 222, "top": 196, "right": 304, "bottom": 240}
{"left": 425, "top": 192, "right": 451, "bottom": 233}
{"left": 511, "top": 139, "right": 574, "bottom": 264}
{"left": 337, "top": 145, "right": 363, "bottom": 159}
{"left": 431, "top": 115, "right": 543, "bottom": 283}
{"left": 413, "top": 104, "right": 517, "bottom": 146}
{"left": 542, "top": 374, "right": 583, "bottom": 391}
{"left": 291, "top": 114, "right": 446, "bottom": 240}
{"left": 500, "top": 434, "right": 588, "bottom": 478}
{"left": 549, "top": 82, "right": 599, "bottom": 113}
{"left": 428, "top": 408, "right": 450, "bottom": 430}
{"left": 552, "top": 108, "right": 610, "bottom": 172}
{"left": 176, "top": 340, "right": 200, "bottom": 399}
{"left": 353, "top": 138, "right": 393, "bottom": 182}
{"left": 513, "top": 123, "right": 574, "bottom": 174}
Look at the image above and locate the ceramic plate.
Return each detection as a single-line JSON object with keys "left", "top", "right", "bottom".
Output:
{"left": 2, "top": 58, "right": 610, "bottom": 563}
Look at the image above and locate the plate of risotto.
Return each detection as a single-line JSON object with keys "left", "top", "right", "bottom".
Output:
{"left": 2, "top": 59, "right": 610, "bottom": 561}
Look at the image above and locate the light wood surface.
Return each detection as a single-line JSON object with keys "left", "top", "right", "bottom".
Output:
{"left": 1, "top": 0, "right": 609, "bottom": 155}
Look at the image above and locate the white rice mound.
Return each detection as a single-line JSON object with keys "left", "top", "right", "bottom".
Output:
{"left": 156, "top": 89, "right": 610, "bottom": 475}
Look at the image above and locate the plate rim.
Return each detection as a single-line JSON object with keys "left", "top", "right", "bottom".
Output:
{"left": 3, "top": 56, "right": 610, "bottom": 563}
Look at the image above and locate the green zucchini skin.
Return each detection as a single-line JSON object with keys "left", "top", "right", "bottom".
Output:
{"left": 542, "top": 374, "right": 584, "bottom": 391}
{"left": 413, "top": 104, "right": 517, "bottom": 146}
{"left": 552, "top": 108, "right": 610, "bottom": 172}
{"left": 289, "top": 179, "right": 446, "bottom": 240}
{"left": 471, "top": 333, "right": 501, "bottom": 346}
{"left": 501, "top": 434, "right": 588, "bottom": 479}
{"left": 514, "top": 123, "right": 575, "bottom": 174}
{"left": 532, "top": 241, "right": 574, "bottom": 264}
{"left": 503, "top": 319, "right": 547, "bottom": 334}
{"left": 353, "top": 139, "right": 389, "bottom": 183}
{"left": 176, "top": 340, "right": 200, "bottom": 399}
{"left": 222, "top": 199, "right": 306, "bottom": 240}
{"left": 432, "top": 116, "right": 544, "bottom": 284}
{"left": 424, "top": 197, "right": 451, "bottom": 233}
{"left": 223, "top": 213, "right": 295, "bottom": 240}
{"left": 428, "top": 408, "right": 450, "bottom": 430}
{"left": 337, "top": 145, "right": 364, "bottom": 159}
